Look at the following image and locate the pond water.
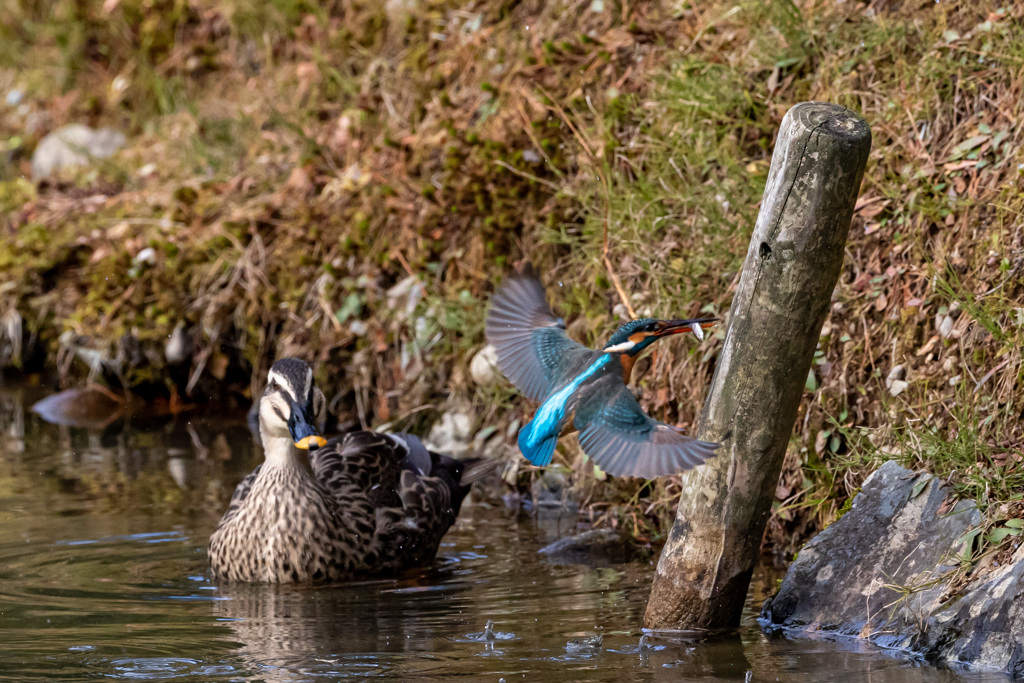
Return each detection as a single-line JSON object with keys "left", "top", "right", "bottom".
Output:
{"left": 0, "top": 383, "right": 1012, "bottom": 682}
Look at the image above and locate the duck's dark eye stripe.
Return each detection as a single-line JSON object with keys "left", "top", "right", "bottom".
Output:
{"left": 272, "top": 404, "right": 287, "bottom": 423}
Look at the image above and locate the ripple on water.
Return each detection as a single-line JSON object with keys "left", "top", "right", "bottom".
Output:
{"left": 0, "top": 391, "right": 1009, "bottom": 683}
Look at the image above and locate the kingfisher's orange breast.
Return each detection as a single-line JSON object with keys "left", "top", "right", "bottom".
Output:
{"left": 619, "top": 353, "right": 636, "bottom": 384}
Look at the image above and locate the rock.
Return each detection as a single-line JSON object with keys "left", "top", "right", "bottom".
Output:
{"left": 0, "top": 306, "right": 23, "bottom": 368}
{"left": 564, "top": 634, "right": 603, "bottom": 653}
{"left": 469, "top": 344, "right": 499, "bottom": 385}
{"left": 885, "top": 365, "right": 909, "bottom": 396}
{"left": 936, "top": 303, "right": 960, "bottom": 340}
{"left": 539, "top": 528, "right": 634, "bottom": 565}
{"left": 759, "top": 461, "right": 1024, "bottom": 675}
{"left": 917, "top": 543, "right": 1024, "bottom": 673}
{"left": 164, "top": 324, "right": 192, "bottom": 366}
{"left": 31, "top": 386, "right": 126, "bottom": 429}
{"left": 134, "top": 247, "right": 157, "bottom": 265}
{"left": 31, "top": 124, "right": 126, "bottom": 179}
{"left": 424, "top": 410, "right": 473, "bottom": 457}
{"left": 531, "top": 468, "right": 570, "bottom": 508}
{"left": 888, "top": 379, "right": 909, "bottom": 397}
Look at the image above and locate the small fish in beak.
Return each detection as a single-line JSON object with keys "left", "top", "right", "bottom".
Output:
{"left": 659, "top": 317, "right": 718, "bottom": 341}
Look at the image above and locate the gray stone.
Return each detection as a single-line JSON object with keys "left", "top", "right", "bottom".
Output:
{"left": 918, "top": 543, "right": 1024, "bottom": 674}
{"left": 469, "top": 344, "right": 499, "bottom": 385}
{"left": 531, "top": 468, "right": 572, "bottom": 509}
{"left": 31, "top": 386, "right": 126, "bottom": 429}
{"left": 539, "top": 528, "right": 634, "bottom": 565}
{"left": 761, "top": 460, "right": 1024, "bottom": 676}
{"left": 164, "top": 324, "right": 192, "bottom": 366}
{"left": 424, "top": 410, "right": 473, "bottom": 457}
{"left": 0, "top": 306, "right": 22, "bottom": 368}
{"left": 31, "top": 124, "right": 126, "bottom": 179}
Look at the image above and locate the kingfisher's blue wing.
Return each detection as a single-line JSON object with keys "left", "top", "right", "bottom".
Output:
{"left": 574, "top": 375, "right": 719, "bottom": 478}
{"left": 486, "top": 272, "right": 597, "bottom": 401}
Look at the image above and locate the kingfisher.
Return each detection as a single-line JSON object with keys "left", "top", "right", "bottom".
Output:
{"left": 485, "top": 269, "right": 720, "bottom": 478}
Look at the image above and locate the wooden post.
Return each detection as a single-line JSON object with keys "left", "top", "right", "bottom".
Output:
{"left": 644, "top": 102, "right": 871, "bottom": 630}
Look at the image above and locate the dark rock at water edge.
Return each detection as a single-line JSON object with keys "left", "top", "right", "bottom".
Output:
{"left": 531, "top": 469, "right": 578, "bottom": 510}
{"left": 31, "top": 386, "right": 128, "bottom": 429}
{"left": 538, "top": 528, "right": 640, "bottom": 565}
{"left": 761, "top": 460, "right": 1024, "bottom": 676}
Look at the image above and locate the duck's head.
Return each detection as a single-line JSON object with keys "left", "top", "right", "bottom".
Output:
{"left": 259, "top": 358, "right": 328, "bottom": 451}
{"left": 603, "top": 317, "right": 718, "bottom": 357}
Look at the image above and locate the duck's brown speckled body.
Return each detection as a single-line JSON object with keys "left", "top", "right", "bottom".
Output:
{"left": 209, "top": 359, "right": 476, "bottom": 584}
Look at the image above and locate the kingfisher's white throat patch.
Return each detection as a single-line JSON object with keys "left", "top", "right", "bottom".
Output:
{"left": 604, "top": 339, "right": 637, "bottom": 353}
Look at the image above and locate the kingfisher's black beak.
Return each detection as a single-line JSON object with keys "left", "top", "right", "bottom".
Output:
{"left": 288, "top": 400, "right": 326, "bottom": 450}
{"left": 658, "top": 317, "right": 719, "bottom": 341}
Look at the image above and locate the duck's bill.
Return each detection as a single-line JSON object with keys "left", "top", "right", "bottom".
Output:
{"left": 294, "top": 434, "right": 327, "bottom": 450}
{"left": 288, "top": 400, "right": 326, "bottom": 449}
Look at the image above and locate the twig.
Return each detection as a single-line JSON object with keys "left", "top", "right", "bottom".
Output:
{"left": 99, "top": 281, "right": 139, "bottom": 331}
{"left": 975, "top": 359, "right": 1010, "bottom": 395}
{"left": 493, "top": 161, "right": 571, "bottom": 194}
{"left": 600, "top": 171, "right": 637, "bottom": 319}
{"left": 392, "top": 248, "right": 427, "bottom": 297}
{"left": 533, "top": 83, "right": 595, "bottom": 161}
{"left": 87, "top": 382, "right": 128, "bottom": 405}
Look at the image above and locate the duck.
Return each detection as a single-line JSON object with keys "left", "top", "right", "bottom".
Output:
{"left": 209, "top": 357, "right": 481, "bottom": 583}
{"left": 485, "top": 268, "right": 720, "bottom": 478}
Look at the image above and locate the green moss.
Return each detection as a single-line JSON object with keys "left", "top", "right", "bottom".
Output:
{"left": 0, "top": 0, "right": 1021, "bottom": 549}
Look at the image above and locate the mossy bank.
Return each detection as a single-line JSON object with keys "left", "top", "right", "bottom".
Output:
{"left": 1, "top": 0, "right": 1021, "bottom": 554}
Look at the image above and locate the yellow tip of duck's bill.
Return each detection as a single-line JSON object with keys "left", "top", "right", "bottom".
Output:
{"left": 294, "top": 435, "right": 327, "bottom": 450}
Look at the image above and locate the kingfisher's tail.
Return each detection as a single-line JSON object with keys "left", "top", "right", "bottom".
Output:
{"left": 517, "top": 421, "right": 558, "bottom": 467}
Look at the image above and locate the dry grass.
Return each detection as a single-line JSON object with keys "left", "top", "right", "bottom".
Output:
{"left": 0, "top": 0, "right": 1021, "bottom": 552}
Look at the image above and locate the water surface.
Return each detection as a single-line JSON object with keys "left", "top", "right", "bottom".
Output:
{"left": 0, "top": 383, "right": 1010, "bottom": 682}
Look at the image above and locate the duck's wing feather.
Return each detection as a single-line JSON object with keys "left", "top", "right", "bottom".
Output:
{"left": 573, "top": 375, "right": 720, "bottom": 478}
{"left": 310, "top": 431, "right": 483, "bottom": 571}
{"left": 310, "top": 431, "right": 404, "bottom": 508}
{"left": 486, "top": 270, "right": 599, "bottom": 401}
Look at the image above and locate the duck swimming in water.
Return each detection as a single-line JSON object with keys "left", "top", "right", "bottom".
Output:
{"left": 485, "top": 269, "right": 720, "bottom": 478}
{"left": 209, "top": 358, "right": 480, "bottom": 583}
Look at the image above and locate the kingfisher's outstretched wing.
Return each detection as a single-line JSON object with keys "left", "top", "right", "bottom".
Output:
{"left": 485, "top": 270, "right": 598, "bottom": 401}
{"left": 573, "top": 374, "right": 720, "bottom": 478}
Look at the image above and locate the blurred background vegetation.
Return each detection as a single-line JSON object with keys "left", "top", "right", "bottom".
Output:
{"left": 0, "top": 0, "right": 1020, "bottom": 556}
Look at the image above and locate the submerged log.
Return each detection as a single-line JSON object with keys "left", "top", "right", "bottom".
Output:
{"left": 644, "top": 102, "right": 871, "bottom": 630}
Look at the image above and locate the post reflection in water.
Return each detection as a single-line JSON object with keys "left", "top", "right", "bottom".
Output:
{"left": 0, "top": 381, "right": 1010, "bottom": 682}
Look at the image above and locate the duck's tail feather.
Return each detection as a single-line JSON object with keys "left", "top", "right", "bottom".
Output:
{"left": 456, "top": 457, "right": 501, "bottom": 486}
{"left": 388, "top": 432, "right": 433, "bottom": 476}
{"left": 425, "top": 454, "right": 495, "bottom": 516}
